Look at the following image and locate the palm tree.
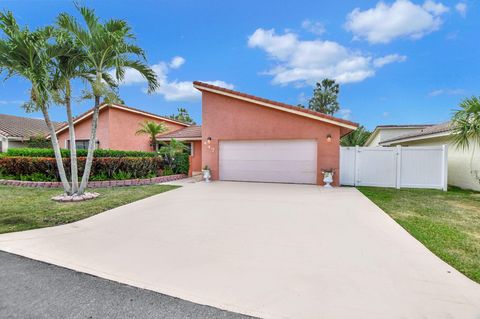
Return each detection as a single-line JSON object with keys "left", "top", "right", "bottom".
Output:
{"left": 451, "top": 96, "right": 480, "bottom": 150}
{"left": 0, "top": 12, "right": 72, "bottom": 193}
{"left": 57, "top": 5, "right": 159, "bottom": 194}
{"left": 158, "top": 138, "right": 188, "bottom": 170}
{"left": 136, "top": 121, "right": 168, "bottom": 151}
{"left": 340, "top": 125, "right": 371, "bottom": 146}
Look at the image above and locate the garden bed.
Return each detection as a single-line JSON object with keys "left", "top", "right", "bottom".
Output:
{"left": 0, "top": 174, "right": 187, "bottom": 188}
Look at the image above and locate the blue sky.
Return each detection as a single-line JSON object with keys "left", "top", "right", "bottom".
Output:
{"left": 0, "top": 0, "right": 477, "bottom": 130}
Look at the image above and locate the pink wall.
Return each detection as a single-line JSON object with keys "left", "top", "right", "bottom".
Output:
{"left": 201, "top": 92, "right": 343, "bottom": 186}
{"left": 107, "top": 107, "right": 185, "bottom": 151}
{"left": 57, "top": 106, "right": 187, "bottom": 152}
{"left": 58, "top": 107, "right": 111, "bottom": 149}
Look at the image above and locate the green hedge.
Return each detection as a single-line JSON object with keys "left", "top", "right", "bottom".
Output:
{"left": 5, "top": 148, "right": 156, "bottom": 158}
{"left": 0, "top": 156, "right": 163, "bottom": 181}
{"left": 173, "top": 153, "right": 189, "bottom": 175}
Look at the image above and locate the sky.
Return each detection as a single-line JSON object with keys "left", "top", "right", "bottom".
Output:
{"left": 0, "top": 0, "right": 477, "bottom": 130}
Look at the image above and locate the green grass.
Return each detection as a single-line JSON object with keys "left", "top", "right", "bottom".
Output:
{"left": 358, "top": 186, "right": 480, "bottom": 283}
{"left": 0, "top": 184, "right": 179, "bottom": 234}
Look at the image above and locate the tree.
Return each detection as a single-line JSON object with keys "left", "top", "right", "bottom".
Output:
{"left": 305, "top": 78, "right": 340, "bottom": 115}
{"left": 0, "top": 12, "right": 72, "bottom": 193}
{"left": 136, "top": 121, "right": 167, "bottom": 151}
{"left": 170, "top": 107, "right": 196, "bottom": 124}
{"left": 451, "top": 96, "right": 480, "bottom": 150}
{"left": 340, "top": 125, "right": 371, "bottom": 146}
{"left": 57, "top": 5, "right": 159, "bottom": 194}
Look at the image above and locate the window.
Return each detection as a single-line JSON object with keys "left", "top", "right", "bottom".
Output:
{"left": 185, "top": 142, "right": 194, "bottom": 156}
{"left": 67, "top": 140, "right": 99, "bottom": 150}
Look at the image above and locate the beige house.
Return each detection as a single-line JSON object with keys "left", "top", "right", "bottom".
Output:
{"left": 0, "top": 114, "right": 63, "bottom": 152}
{"left": 380, "top": 122, "right": 480, "bottom": 191}
{"left": 364, "top": 124, "right": 434, "bottom": 147}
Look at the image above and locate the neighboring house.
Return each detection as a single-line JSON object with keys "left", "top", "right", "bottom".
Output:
{"left": 364, "top": 124, "right": 434, "bottom": 147}
{"left": 171, "top": 81, "right": 358, "bottom": 186}
{"left": 380, "top": 122, "right": 480, "bottom": 191}
{"left": 0, "top": 114, "right": 63, "bottom": 152}
{"left": 53, "top": 103, "right": 189, "bottom": 151}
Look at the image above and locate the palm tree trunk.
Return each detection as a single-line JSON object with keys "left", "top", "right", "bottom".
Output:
{"left": 41, "top": 106, "right": 71, "bottom": 194}
{"left": 65, "top": 83, "right": 79, "bottom": 194}
{"left": 78, "top": 95, "right": 100, "bottom": 194}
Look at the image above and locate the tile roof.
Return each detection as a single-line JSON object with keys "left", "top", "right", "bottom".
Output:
{"left": 193, "top": 81, "right": 358, "bottom": 129}
{"left": 157, "top": 125, "right": 202, "bottom": 140}
{"left": 0, "top": 114, "right": 64, "bottom": 139}
{"left": 381, "top": 121, "right": 453, "bottom": 144}
{"left": 375, "top": 124, "right": 435, "bottom": 129}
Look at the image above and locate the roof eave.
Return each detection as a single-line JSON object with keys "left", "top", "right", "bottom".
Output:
{"left": 380, "top": 131, "right": 451, "bottom": 145}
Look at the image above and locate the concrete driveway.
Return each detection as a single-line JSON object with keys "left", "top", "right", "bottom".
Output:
{"left": 0, "top": 182, "right": 479, "bottom": 319}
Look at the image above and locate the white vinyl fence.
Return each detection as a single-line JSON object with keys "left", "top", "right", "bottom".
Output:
{"left": 340, "top": 145, "right": 448, "bottom": 191}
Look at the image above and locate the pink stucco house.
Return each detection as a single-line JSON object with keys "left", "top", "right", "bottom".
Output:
{"left": 53, "top": 83, "right": 357, "bottom": 186}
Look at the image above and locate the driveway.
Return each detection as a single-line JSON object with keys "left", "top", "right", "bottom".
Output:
{"left": 0, "top": 182, "right": 479, "bottom": 319}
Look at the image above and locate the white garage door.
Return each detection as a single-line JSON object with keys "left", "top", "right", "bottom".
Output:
{"left": 219, "top": 140, "right": 317, "bottom": 184}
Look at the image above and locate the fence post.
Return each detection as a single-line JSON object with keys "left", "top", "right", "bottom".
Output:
{"left": 354, "top": 146, "right": 359, "bottom": 186}
{"left": 442, "top": 144, "right": 448, "bottom": 191}
{"left": 395, "top": 145, "right": 402, "bottom": 189}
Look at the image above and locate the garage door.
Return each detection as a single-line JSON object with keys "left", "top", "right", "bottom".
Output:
{"left": 219, "top": 140, "right": 317, "bottom": 184}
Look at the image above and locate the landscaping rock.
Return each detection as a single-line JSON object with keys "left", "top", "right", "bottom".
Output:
{"left": 51, "top": 192, "right": 100, "bottom": 202}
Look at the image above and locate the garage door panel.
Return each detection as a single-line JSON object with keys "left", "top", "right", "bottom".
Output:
{"left": 219, "top": 140, "right": 317, "bottom": 184}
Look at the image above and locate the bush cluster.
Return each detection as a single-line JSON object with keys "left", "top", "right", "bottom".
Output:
{"left": 5, "top": 148, "right": 156, "bottom": 158}
{"left": 0, "top": 156, "right": 163, "bottom": 181}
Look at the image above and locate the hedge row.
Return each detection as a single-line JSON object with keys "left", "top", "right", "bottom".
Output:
{"left": 0, "top": 156, "right": 163, "bottom": 181}
{"left": 5, "top": 148, "right": 156, "bottom": 158}
{"left": 0, "top": 153, "right": 190, "bottom": 182}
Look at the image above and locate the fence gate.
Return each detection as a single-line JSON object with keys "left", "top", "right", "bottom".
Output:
{"left": 340, "top": 145, "right": 448, "bottom": 191}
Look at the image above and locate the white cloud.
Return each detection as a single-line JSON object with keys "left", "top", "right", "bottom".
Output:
{"left": 373, "top": 54, "right": 407, "bottom": 67}
{"left": 337, "top": 109, "right": 352, "bottom": 120}
{"left": 169, "top": 56, "right": 185, "bottom": 69}
{"left": 382, "top": 111, "right": 390, "bottom": 117}
{"left": 0, "top": 100, "right": 24, "bottom": 105}
{"left": 428, "top": 88, "right": 466, "bottom": 96}
{"left": 301, "top": 19, "right": 326, "bottom": 35}
{"left": 247, "top": 28, "right": 404, "bottom": 86}
{"left": 345, "top": 0, "right": 449, "bottom": 44}
{"left": 116, "top": 57, "right": 234, "bottom": 101}
{"left": 455, "top": 2, "right": 467, "bottom": 17}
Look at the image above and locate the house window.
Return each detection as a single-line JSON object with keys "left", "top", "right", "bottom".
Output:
{"left": 185, "top": 142, "right": 194, "bottom": 156}
{"left": 67, "top": 140, "right": 99, "bottom": 150}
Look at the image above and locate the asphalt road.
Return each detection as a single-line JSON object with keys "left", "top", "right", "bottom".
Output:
{"left": 0, "top": 251, "right": 254, "bottom": 319}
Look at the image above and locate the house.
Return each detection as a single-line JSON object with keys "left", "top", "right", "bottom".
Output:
{"left": 380, "top": 122, "right": 480, "bottom": 191}
{"left": 53, "top": 103, "right": 189, "bottom": 151}
{"left": 364, "top": 124, "right": 434, "bottom": 147}
{"left": 162, "top": 81, "right": 358, "bottom": 186}
{"left": 0, "top": 114, "right": 63, "bottom": 152}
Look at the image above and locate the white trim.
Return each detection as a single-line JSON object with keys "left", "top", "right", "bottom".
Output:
{"left": 380, "top": 131, "right": 451, "bottom": 146}
{"left": 157, "top": 137, "right": 202, "bottom": 141}
{"left": 50, "top": 104, "right": 189, "bottom": 137}
{"left": 193, "top": 84, "right": 357, "bottom": 130}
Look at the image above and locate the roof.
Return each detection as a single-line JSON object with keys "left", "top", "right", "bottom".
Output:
{"left": 0, "top": 114, "right": 64, "bottom": 139}
{"left": 157, "top": 125, "right": 202, "bottom": 140}
{"left": 365, "top": 123, "right": 435, "bottom": 146}
{"left": 380, "top": 122, "right": 453, "bottom": 145}
{"left": 52, "top": 103, "right": 189, "bottom": 136}
{"left": 193, "top": 81, "right": 358, "bottom": 130}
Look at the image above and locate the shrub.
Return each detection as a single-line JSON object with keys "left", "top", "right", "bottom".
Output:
{"left": 172, "top": 152, "right": 189, "bottom": 175}
{"left": 26, "top": 135, "right": 52, "bottom": 148}
{"left": 5, "top": 148, "right": 156, "bottom": 158}
{"left": 0, "top": 156, "right": 163, "bottom": 181}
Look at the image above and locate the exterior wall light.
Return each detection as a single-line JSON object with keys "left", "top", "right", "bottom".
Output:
{"left": 326, "top": 134, "right": 332, "bottom": 143}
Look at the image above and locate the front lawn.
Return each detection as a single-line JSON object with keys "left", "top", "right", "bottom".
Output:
{"left": 0, "top": 185, "right": 179, "bottom": 234}
{"left": 358, "top": 186, "right": 480, "bottom": 283}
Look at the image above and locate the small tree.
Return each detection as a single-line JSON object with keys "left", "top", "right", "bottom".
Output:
{"left": 158, "top": 138, "right": 188, "bottom": 173}
{"left": 305, "top": 78, "right": 341, "bottom": 115}
{"left": 340, "top": 125, "right": 371, "bottom": 146}
{"left": 136, "top": 121, "right": 167, "bottom": 151}
{"left": 27, "top": 135, "right": 52, "bottom": 148}
{"left": 169, "top": 107, "right": 196, "bottom": 124}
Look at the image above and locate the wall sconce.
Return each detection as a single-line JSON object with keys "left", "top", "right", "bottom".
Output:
{"left": 204, "top": 137, "right": 212, "bottom": 145}
{"left": 326, "top": 134, "right": 332, "bottom": 143}
{"left": 204, "top": 137, "right": 215, "bottom": 153}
